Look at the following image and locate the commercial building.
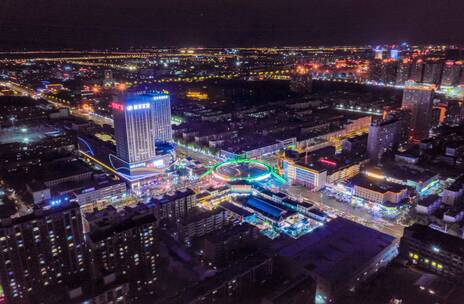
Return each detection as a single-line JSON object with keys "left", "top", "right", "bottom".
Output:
{"left": 71, "top": 179, "right": 127, "bottom": 212}
{"left": 364, "top": 165, "right": 438, "bottom": 194}
{"left": 349, "top": 174, "right": 409, "bottom": 205}
{"left": 400, "top": 224, "right": 464, "bottom": 278}
{"left": 25, "top": 159, "right": 127, "bottom": 211}
{"left": 112, "top": 91, "right": 172, "bottom": 177}
{"left": 271, "top": 217, "right": 398, "bottom": 303}
{"left": 282, "top": 149, "right": 367, "bottom": 191}
{"left": 402, "top": 82, "right": 435, "bottom": 141}
{"left": 0, "top": 199, "right": 87, "bottom": 304}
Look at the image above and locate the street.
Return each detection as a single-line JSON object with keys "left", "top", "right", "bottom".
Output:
{"left": 288, "top": 185, "right": 404, "bottom": 238}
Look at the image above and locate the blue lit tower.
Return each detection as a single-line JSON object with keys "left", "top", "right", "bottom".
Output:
{"left": 112, "top": 91, "right": 172, "bottom": 175}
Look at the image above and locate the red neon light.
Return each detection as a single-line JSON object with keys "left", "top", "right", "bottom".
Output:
{"left": 319, "top": 158, "right": 337, "bottom": 166}
{"left": 110, "top": 102, "right": 124, "bottom": 111}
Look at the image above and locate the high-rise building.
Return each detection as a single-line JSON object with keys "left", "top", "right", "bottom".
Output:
{"left": 85, "top": 203, "right": 158, "bottom": 299}
{"left": 367, "top": 118, "right": 403, "bottom": 162}
{"left": 0, "top": 198, "right": 87, "bottom": 303}
{"left": 380, "top": 59, "right": 398, "bottom": 85}
{"left": 441, "top": 61, "right": 462, "bottom": 87}
{"left": 423, "top": 61, "right": 443, "bottom": 85}
{"left": 390, "top": 49, "right": 399, "bottom": 60}
{"left": 410, "top": 59, "right": 424, "bottom": 83}
{"left": 368, "top": 59, "right": 382, "bottom": 83}
{"left": 395, "top": 59, "right": 412, "bottom": 85}
{"left": 111, "top": 91, "right": 172, "bottom": 176}
{"left": 402, "top": 82, "right": 435, "bottom": 141}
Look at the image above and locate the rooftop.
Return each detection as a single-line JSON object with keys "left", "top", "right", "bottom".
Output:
{"left": 350, "top": 174, "right": 407, "bottom": 193}
{"left": 403, "top": 224, "right": 464, "bottom": 256}
{"left": 271, "top": 217, "right": 396, "bottom": 285}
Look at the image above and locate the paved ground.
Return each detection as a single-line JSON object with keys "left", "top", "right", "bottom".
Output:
{"left": 288, "top": 185, "right": 404, "bottom": 238}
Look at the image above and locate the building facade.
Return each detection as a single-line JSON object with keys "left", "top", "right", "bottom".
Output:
{"left": 0, "top": 200, "right": 86, "bottom": 303}
{"left": 112, "top": 92, "right": 172, "bottom": 176}
{"left": 402, "top": 82, "right": 434, "bottom": 141}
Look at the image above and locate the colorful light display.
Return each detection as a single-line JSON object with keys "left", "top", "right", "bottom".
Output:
{"left": 202, "top": 158, "right": 286, "bottom": 183}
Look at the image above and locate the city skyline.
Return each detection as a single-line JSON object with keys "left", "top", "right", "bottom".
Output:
{"left": 1, "top": 3, "right": 464, "bottom": 303}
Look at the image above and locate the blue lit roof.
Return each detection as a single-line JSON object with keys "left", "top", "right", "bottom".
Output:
{"left": 246, "top": 196, "right": 285, "bottom": 220}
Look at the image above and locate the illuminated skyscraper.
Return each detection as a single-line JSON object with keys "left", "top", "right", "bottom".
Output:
{"left": 402, "top": 81, "right": 435, "bottom": 141}
{"left": 112, "top": 92, "right": 172, "bottom": 176}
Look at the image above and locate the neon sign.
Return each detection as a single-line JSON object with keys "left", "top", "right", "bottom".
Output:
{"left": 127, "top": 103, "right": 150, "bottom": 111}
{"left": 111, "top": 102, "right": 124, "bottom": 111}
{"left": 153, "top": 95, "right": 168, "bottom": 101}
{"left": 49, "top": 196, "right": 69, "bottom": 206}
{"left": 319, "top": 158, "right": 337, "bottom": 166}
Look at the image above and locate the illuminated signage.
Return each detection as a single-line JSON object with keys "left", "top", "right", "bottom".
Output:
{"left": 127, "top": 103, "right": 150, "bottom": 111}
{"left": 111, "top": 102, "right": 124, "bottom": 111}
{"left": 153, "top": 95, "right": 168, "bottom": 101}
{"left": 129, "top": 159, "right": 164, "bottom": 169}
{"left": 82, "top": 187, "right": 95, "bottom": 194}
{"left": 50, "top": 196, "right": 69, "bottom": 206}
{"left": 319, "top": 158, "right": 337, "bottom": 166}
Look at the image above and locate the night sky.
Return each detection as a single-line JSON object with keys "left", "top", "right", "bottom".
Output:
{"left": 0, "top": 0, "right": 463, "bottom": 48}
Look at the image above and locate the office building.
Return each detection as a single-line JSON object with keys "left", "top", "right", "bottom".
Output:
{"left": 367, "top": 118, "right": 403, "bottom": 162}
{"left": 0, "top": 199, "right": 87, "bottom": 303}
{"left": 400, "top": 224, "right": 464, "bottom": 278}
{"left": 112, "top": 91, "right": 172, "bottom": 176}
{"left": 401, "top": 82, "right": 435, "bottom": 141}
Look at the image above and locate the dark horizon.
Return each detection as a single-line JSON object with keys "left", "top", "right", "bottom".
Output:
{"left": 1, "top": 0, "right": 464, "bottom": 49}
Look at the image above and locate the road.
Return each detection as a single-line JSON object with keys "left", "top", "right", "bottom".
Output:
{"left": 1, "top": 81, "right": 113, "bottom": 126}
{"left": 288, "top": 185, "right": 404, "bottom": 238}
